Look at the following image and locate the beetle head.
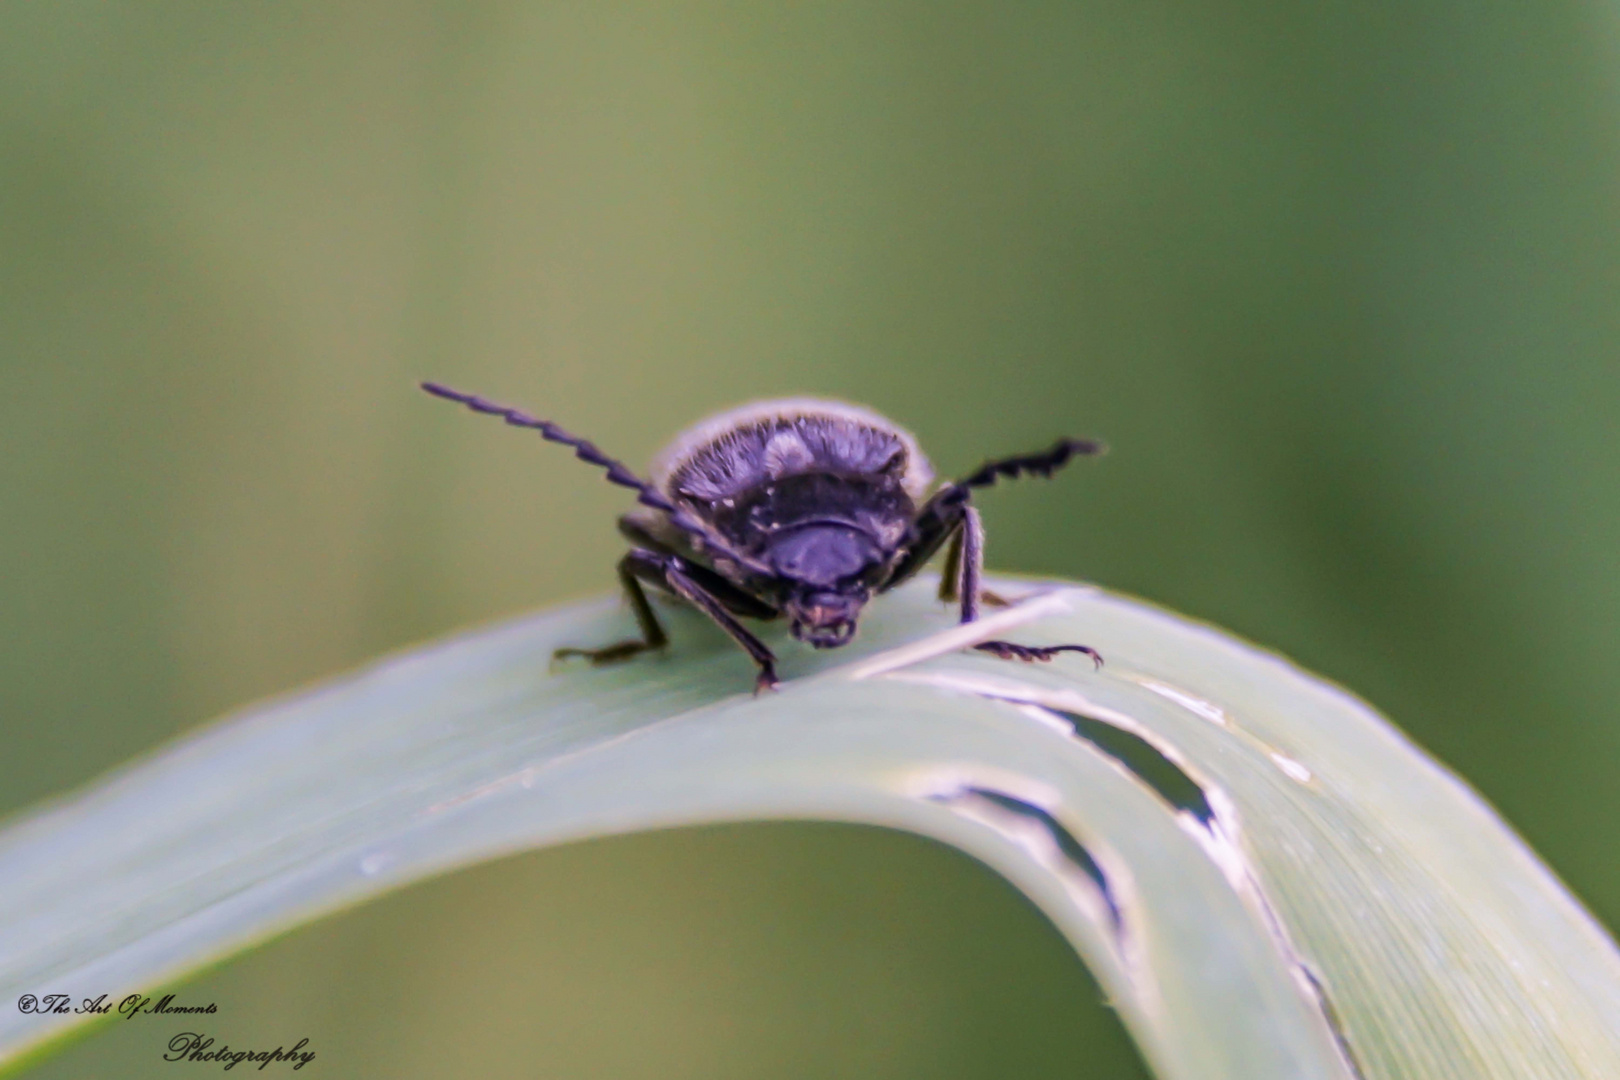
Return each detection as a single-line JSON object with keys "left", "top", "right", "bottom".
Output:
{"left": 767, "top": 524, "right": 882, "bottom": 648}
{"left": 784, "top": 589, "right": 865, "bottom": 648}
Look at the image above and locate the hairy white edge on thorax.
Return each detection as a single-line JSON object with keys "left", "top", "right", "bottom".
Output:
{"left": 650, "top": 397, "right": 935, "bottom": 501}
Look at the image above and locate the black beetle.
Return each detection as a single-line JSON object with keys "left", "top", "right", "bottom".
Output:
{"left": 423, "top": 383, "right": 1103, "bottom": 691}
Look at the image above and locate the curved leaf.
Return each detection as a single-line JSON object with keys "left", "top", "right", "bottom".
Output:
{"left": 2, "top": 579, "right": 1616, "bottom": 1079}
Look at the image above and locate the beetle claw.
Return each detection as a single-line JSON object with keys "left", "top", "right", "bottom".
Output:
{"left": 975, "top": 640, "right": 1103, "bottom": 669}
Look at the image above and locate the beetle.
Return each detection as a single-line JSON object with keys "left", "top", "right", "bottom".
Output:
{"left": 422, "top": 382, "right": 1104, "bottom": 691}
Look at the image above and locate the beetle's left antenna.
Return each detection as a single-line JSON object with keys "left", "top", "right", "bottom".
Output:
{"left": 420, "top": 382, "right": 772, "bottom": 576}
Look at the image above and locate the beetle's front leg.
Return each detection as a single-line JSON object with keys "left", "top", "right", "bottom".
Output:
{"left": 938, "top": 526, "right": 1012, "bottom": 608}
{"left": 554, "top": 549, "right": 781, "bottom": 692}
{"left": 885, "top": 493, "right": 1006, "bottom": 608}
{"left": 956, "top": 505, "right": 1103, "bottom": 669}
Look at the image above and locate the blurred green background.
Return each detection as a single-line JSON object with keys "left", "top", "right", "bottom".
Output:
{"left": 4, "top": 2, "right": 1619, "bottom": 1077}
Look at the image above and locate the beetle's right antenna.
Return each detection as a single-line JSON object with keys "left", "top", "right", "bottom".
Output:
{"left": 421, "top": 382, "right": 773, "bottom": 577}
{"left": 884, "top": 436, "right": 1107, "bottom": 589}
{"left": 925, "top": 437, "right": 1108, "bottom": 518}
{"left": 956, "top": 437, "right": 1107, "bottom": 489}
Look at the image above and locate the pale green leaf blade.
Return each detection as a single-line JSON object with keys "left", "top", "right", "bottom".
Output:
{"left": 1, "top": 579, "right": 1616, "bottom": 1080}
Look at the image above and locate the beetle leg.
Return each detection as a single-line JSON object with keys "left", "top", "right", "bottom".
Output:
{"left": 883, "top": 498, "right": 964, "bottom": 593}
{"left": 554, "top": 549, "right": 780, "bottom": 692}
{"left": 554, "top": 550, "right": 670, "bottom": 666}
{"left": 956, "top": 505, "right": 1103, "bottom": 669}
{"left": 617, "top": 514, "right": 779, "bottom": 620}
{"left": 974, "top": 639, "right": 1102, "bottom": 666}
{"left": 664, "top": 561, "right": 781, "bottom": 693}
{"left": 956, "top": 505, "right": 986, "bottom": 622}
{"left": 939, "top": 530, "right": 1010, "bottom": 606}
{"left": 937, "top": 524, "right": 963, "bottom": 602}
{"left": 901, "top": 503, "right": 1006, "bottom": 612}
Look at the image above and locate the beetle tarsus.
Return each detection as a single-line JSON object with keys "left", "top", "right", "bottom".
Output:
{"left": 975, "top": 640, "right": 1104, "bottom": 669}
{"left": 942, "top": 505, "right": 1103, "bottom": 669}
{"left": 552, "top": 640, "right": 661, "bottom": 666}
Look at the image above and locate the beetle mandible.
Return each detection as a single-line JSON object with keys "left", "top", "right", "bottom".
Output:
{"left": 422, "top": 383, "right": 1104, "bottom": 692}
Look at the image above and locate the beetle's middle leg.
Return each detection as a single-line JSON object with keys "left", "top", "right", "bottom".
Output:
{"left": 956, "top": 505, "right": 1103, "bottom": 669}
{"left": 554, "top": 549, "right": 781, "bottom": 692}
{"left": 936, "top": 511, "right": 1010, "bottom": 609}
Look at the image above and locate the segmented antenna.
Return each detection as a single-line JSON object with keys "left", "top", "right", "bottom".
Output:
{"left": 957, "top": 438, "right": 1107, "bottom": 490}
{"left": 929, "top": 437, "right": 1107, "bottom": 516}
{"left": 421, "top": 382, "right": 773, "bottom": 577}
{"left": 895, "top": 437, "right": 1108, "bottom": 567}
